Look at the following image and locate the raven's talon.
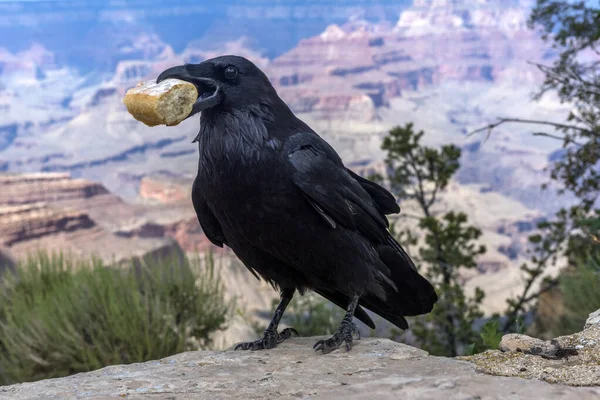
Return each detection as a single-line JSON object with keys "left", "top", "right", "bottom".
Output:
{"left": 313, "top": 322, "right": 360, "bottom": 354}
{"left": 313, "top": 340, "right": 323, "bottom": 352}
{"left": 233, "top": 327, "right": 298, "bottom": 351}
{"left": 345, "top": 340, "right": 352, "bottom": 352}
{"left": 278, "top": 327, "right": 299, "bottom": 343}
{"left": 312, "top": 335, "right": 348, "bottom": 354}
{"left": 352, "top": 323, "right": 361, "bottom": 340}
{"left": 234, "top": 341, "right": 260, "bottom": 351}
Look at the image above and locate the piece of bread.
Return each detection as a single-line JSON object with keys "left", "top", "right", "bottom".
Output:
{"left": 123, "top": 79, "right": 198, "bottom": 127}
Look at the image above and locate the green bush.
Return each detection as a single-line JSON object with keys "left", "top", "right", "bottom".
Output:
{"left": 555, "top": 254, "right": 600, "bottom": 336}
{"left": 0, "top": 250, "right": 229, "bottom": 385}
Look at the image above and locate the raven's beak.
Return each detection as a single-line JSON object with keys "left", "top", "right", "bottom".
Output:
{"left": 156, "top": 65, "right": 222, "bottom": 117}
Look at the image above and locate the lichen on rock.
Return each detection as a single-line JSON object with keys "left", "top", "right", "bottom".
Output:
{"left": 462, "top": 309, "right": 600, "bottom": 387}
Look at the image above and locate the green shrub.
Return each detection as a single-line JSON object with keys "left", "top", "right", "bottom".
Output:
{"left": 555, "top": 254, "right": 600, "bottom": 335}
{"left": 0, "top": 250, "right": 229, "bottom": 385}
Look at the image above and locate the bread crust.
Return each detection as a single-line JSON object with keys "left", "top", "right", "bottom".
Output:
{"left": 123, "top": 79, "right": 198, "bottom": 127}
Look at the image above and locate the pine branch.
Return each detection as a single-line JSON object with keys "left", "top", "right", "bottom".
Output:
{"left": 520, "top": 278, "right": 560, "bottom": 305}
{"left": 468, "top": 117, "right": 592, "bottom": 138}
{"left": 531, "top": 131, "right": 585, "bottom": 146}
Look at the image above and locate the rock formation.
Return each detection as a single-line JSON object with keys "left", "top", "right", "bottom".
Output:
{"left": 266, "top": 0, "right": 547, "bottom": 122}
{"left": 585, "top": 309, "right": 600, "bottom": 330}
{"left": 138, "top": 171, "right": 193, "bottom": 205}
{"left": 0, "top": 172, "right": 186, "bottom": 265}
{"left": 0, "top": 172, "right": 108, "bottom": 205}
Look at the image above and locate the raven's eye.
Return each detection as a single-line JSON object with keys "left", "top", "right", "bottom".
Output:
{"left": 224, "top": 66, "right": 238, "bottom": 80}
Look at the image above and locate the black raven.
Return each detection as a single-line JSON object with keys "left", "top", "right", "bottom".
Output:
{"left": 157, "top": 55, "right": 437, "bottom": 354}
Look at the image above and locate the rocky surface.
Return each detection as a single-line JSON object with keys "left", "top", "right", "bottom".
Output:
{"left": 588, "top": 309, "right": 600, "bottom": 329}
{"left": 585, "top": 309, "right": 600, "bottom": 330}
{"left": 498, "top": 333, "right": 565, "bottom": 359}
{"left": 1, "top": 338, "right": 599, "bottom": 400}
{"left": 463, "top": 309, "right": 600, "bottom": 386}
{"left": 2, "top": 337, "right": 599, "bottom": 400}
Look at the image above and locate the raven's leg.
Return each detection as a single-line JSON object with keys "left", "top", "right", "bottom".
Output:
{"left": 234, "top": 288, "right": 298, "bottom": 351}
{"left": 313, "top": 294, "right": 361, "bottom": 354}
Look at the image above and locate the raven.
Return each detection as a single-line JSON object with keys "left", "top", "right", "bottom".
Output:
{"left": 157, "top": 55, "right": 437, "bottom": 354}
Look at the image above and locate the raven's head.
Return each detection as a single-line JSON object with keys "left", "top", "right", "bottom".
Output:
{"left": 156, "top": 55, "right": 276, "bottom": 119}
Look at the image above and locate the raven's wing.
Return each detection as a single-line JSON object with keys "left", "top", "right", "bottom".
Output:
{"left": 286, "top": 131, "right": 395, "bottom": 246}
{"left": 191, "top": 178, "right": 227, "bottom": 248}
{"left": 345, "top": 168, "right": 400, "bottom": 216}
{"left": 285, "top": 131, "right": 437, "bottom": 329}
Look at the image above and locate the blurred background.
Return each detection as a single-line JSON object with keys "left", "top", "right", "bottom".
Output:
{"left": 0, "top": 0, "right": 598, "bottom": 385}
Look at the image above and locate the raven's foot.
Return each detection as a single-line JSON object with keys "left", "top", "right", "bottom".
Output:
{"left": 233, "top": 327, "right": 299, "bottom": 351}
{"left": 313, "top": 322, "right": 361, "bottom": 354}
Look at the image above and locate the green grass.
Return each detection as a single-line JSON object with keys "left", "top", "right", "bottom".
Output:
{"left": 0, "top": 250, "right": 229, "bottom": 385}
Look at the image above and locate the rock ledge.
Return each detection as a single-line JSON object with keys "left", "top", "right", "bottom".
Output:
{"left": 1, "top": 337, "right": 599, "bottom": 400}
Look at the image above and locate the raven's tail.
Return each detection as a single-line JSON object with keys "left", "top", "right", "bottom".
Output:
{"left": 359, "top": 235, "right": 438, "bottom": 330}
